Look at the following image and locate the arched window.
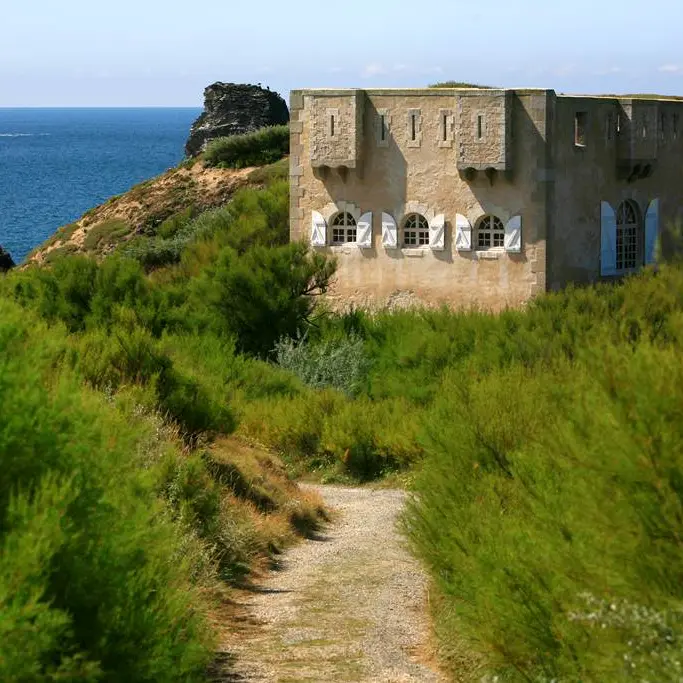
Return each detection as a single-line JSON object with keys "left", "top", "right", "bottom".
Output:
{"left": 331, "top": 212, "right": 357, "bottom": 244}
{"left": 476, "top": 215, "right": 505, "bottom": 249}
{"left": 616, "top": 200, "right": 640, "bottom": 270}
{"left": 403, "top": 213, "right": 429, "bottom": 247}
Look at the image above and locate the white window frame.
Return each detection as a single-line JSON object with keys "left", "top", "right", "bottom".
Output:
{"left": 403, "top": 213, "right": 429, "bottom": 247}
{"left": 330, "top": 211, "right": 357, "bottom": 244}
{"left": 615, "top": 200, "right": 640, "bottom": 272}
{"left": 476, "top": 215, "right": 505, "bottom": 250}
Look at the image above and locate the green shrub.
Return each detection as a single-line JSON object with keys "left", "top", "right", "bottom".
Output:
{"left": 203, "top": 125, "right": 289, "bottom": 168}
{"left": 83, "top": 219, "right": 130, "bottom": 252}
{"left": 248, "top": 156, "right": 290, "bottom": 185}
{"left": 42, "top": 242, "right": 79, "bottom": 264}
{"left": 274, "top": 332, "right": 371, "bottom": 396}
{"left": 0, "top": 299, "right": 215, "bottom": 680}
{"left": 406, "top": 342, "right": 683, "bottom": 681}
{"left": 193, "top": 242, "right": 335, "bottom": 357}
{"left": 157, "top": 205, "right": 197, "bottom": 239}
{"left": 156, "top": 452, "right": 259, "bottom": 582}
{"left": 429, "top": 81, "right": 490, "bottom": 88}
{"left": 35, "top": 255, "right": 98, "bottom": 331}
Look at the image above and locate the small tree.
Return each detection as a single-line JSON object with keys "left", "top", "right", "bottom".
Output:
{"left": 195, "top": 243, "right": 336, "bottom": 357}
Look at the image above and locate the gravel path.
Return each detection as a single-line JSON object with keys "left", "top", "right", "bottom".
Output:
{"left": 214, "top": 485, "right": 445, "bottom": 682}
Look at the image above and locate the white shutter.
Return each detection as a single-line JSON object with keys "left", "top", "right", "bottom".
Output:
{"left": 429, "top": 214, "right": 445, "bottom": 251}
{"left": 600, "top": 201, "right": 617, "bottom": 276}
{"left": 381, "top": 212, "right": 398, "bottom": 248}
{"left": 357, "top": 212, "right": 373, "bottom": 248}
{"left": 455, "top": 214, "right": 472, "bottom": 251}
{"left": 504, "top": 215, "right": 522, "bottom": 253}
{"left": 644, "top": 199, "right": 660, "bottom": 265}
{"left": 311, "top": 211, "right": 327, "bottom": 247}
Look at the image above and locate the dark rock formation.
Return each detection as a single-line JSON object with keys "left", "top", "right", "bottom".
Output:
{"left": 0, "top": 245, "right": 15, "bottom": 272}
{"left": 185, "top": 83, "right": 289, "bottom": 157}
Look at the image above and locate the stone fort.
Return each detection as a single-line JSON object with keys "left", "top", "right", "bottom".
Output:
{"left": 288, "top": 87, "right": 683, "bottom": 309}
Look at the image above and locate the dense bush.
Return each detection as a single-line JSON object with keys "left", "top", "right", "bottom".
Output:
{"left": 193, "top": 242, "right": 335, "bottom": 356}
{"left": 399, "top": 268, "right": 683, "bottom": 681}
{"left": 274, "top": 332, "right": 371, "bottom": 396}
{"left": 203, "top": 125, "right": 289, "bottom": 168}
{"left": 0, "top": 300, "right": 215, "bottom": 681}
{"left": 6, "top": 149, "right": 683, "bottom": 680}
{"left": 120, "top": 180, "right": 289, "bottom": 272}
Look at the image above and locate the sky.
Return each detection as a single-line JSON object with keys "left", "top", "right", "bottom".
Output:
{"left": 1, "top": 0, "right": 682, "bottom": 107}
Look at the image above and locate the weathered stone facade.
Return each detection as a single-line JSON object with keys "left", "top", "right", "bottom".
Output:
{"left": 290, "top": 87, "right": 683, "bottom": 310}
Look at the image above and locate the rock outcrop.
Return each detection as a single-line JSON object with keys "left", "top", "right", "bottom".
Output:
{"left": 185, "top": 83, "right": 289, "bottom": 157}
{"left": 0, "top": 245, "right": 15, "bottom": 272}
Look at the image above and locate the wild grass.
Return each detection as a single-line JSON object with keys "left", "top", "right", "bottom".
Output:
{"left": 83, "top": 218, "right": 130, "bottom": 251}
{"left": 203, "top": 125, "right": 289, "bottom": 168}
{"left": 4, "top": 150, "right": 683, "bottom": 680}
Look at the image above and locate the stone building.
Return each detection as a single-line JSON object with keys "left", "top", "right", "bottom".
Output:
{"left": 288, "top": 87, "right": 683, "bottom": 309}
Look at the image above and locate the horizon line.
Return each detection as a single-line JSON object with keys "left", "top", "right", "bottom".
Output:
{"left": 0, "top": 105, "right": 203, "bottom": 109}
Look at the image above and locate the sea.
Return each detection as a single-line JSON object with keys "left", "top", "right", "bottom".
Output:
{"left": 0, "top": 108, "right": 201, "bottom": 263}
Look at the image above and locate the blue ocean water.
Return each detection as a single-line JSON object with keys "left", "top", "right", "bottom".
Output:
{"left": 0, "top": 108, "right": 201, "bottom": 263}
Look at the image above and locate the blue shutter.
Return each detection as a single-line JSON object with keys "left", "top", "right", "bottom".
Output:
{"left": 600, "top": 201, "right": 617, "bottom": 276}
{"left": 644, "top": 199, "right": 660, "bottom": 265}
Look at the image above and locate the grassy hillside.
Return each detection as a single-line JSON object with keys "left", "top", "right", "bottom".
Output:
{"left": 3, "top": 126, "right": 682, "bottom": 680}
{"left": 27, "top": 154, "right": 289, "bottom": 265}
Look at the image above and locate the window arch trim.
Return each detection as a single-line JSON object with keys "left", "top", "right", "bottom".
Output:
{"left": 615, "top": 199, "right": 641, "bottom": 271}
{"left": 475, "top": 215, "right": 505, "bottom": 250}
{"left": 402, "top": 212, "right": 430, "bottom": 247}
{"left": 330, "top": 211, "right": 358, "bottom": 244}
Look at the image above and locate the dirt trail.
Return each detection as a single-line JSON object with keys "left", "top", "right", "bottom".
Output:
{"left": 214, "top": 485, "right": 445, "bottom": 683}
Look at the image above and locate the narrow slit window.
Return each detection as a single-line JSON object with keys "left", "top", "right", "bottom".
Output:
{"left": 380, "top": 114, "right": 386, "bottom": 141}
{"left": 477, "top": 114, "right": 484, "bottom": 140}
{"left": 442, "top": 113, "right": 448, "bottom": 141}
{"left": 575, "top": 112, "right": 587, "bottom": 147}
{"left": 642, "top": 121, "right": 647, "bottom": 139}
{"left": 674, "top": 114, "right": 679, "bottom": 139}
{"left": 411, "top": 114, "right": 417, "bottom": 141}
{"left": 330, "top": 114, "right": 335, "bottom": 137}
{"left": 607, "top": 113, "right": 613, "bottom": 141}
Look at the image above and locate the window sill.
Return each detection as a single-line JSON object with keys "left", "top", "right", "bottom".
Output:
{"left": 475, "top": 249, "right": 504, "bottom": 260}
{"left": 329, "top": 244, "right": 358, "bottom": 253}
{"left": 402, "top": 248, "right": 427, "bottom": 257}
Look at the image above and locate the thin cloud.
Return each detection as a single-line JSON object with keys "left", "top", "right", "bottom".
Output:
{"left": 553, "top": 64, "right": 577, "bottom": 77}
{"left": 362, "top": 63, "right": 387, "bottom": 78}
{"left": 658, "top": 64, "right": 683, "bottom": 74}
{"left": 594, "top": 66, "right": 622, "bottom": 76}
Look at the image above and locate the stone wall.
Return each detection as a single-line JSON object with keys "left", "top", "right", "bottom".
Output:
{"left": 292, "top": 87, "right": 683, "bottom": 311}
{"left": 291, "top": 88, "right": 548, "bottom": 311}
{"left": 548, "top": 94, "right": 683, "bottom": 288}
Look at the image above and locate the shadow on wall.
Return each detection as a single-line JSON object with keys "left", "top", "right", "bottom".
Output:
{"left": 460, "top": 99, "right": 548, "bottom": 270}
{"left": 315, "top": 97, "right": 408, "bottom": 261}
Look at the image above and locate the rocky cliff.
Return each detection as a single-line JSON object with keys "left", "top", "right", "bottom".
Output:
{"left": 0, "top": 246, "right": 15, "bottom": 272}
{"left": 185, "top": 83, "right": 289, "bottom": 157}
